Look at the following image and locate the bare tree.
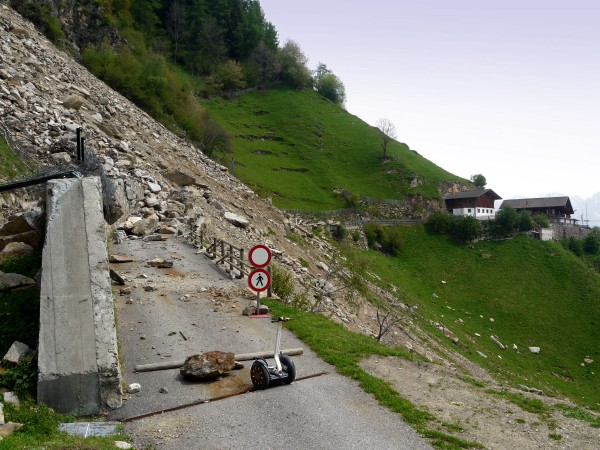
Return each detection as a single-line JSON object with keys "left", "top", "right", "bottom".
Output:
{"left": 375, "top": 118, "right": 397, "bottom": 160}
{"left": 375, "top": 307, "right": 402, "bottom": 342}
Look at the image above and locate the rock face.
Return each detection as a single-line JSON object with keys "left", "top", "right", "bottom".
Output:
{"left": 180, "top": 351, "right": 236, "bottom": 380}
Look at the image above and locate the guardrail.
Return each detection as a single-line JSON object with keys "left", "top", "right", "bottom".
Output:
{"left": 187, "top": 228, "right": 273, "bottom": 296}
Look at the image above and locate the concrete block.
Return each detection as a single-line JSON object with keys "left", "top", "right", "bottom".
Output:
{"left": 38, "top": 177, "right": 121, "bottom": 416}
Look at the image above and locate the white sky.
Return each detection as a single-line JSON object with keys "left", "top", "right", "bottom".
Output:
{"left": 259, "top": 0, "right": 600, "bottom": 200}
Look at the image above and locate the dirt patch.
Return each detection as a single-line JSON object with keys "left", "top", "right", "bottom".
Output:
{"left": 360, "top": 356, "right": 600, "bottom": 449}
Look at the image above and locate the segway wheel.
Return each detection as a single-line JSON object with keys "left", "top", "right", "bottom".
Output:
{"left": 250, "top": 359, "right": 270, "bottom": 390}
{"left": 280, "top": 355, "right": 296, "bottom": 384}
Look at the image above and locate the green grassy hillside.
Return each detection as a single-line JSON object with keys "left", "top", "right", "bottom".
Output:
{"left": 203, "top": 89, "right": 468, "bottom": 210}
{"left": 344, "top": 227, "right": 600, "bottom": 410}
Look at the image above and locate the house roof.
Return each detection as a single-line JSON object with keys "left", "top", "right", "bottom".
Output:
{"left": 443, "top": 189, "right": 502, "bottom": 201}
{"left": 500, "top": 196, "right": 574, "bottom": 214}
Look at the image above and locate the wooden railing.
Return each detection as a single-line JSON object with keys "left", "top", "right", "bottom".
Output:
{"left": 187, "top": 228, "right": 253, "bottom": 279}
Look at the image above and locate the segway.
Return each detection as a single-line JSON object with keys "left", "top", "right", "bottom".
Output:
{"left": 250, "top": 317, "right": 296, "bottom": 389}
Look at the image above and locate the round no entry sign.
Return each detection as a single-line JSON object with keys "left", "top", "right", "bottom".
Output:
{"left": 249, "top": 245, "right": 272, "bottom": 268}
{"left": 248, "top": 268, "right": 270, "bottom": 292}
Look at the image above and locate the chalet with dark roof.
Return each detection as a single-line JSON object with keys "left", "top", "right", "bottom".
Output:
{"left": 500, "top": 196, "right": 576, "bottom": 226}
{"left": 443, "top": 189, "right": 502, "bottom": 220}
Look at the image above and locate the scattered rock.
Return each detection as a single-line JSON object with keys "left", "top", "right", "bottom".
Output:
{"left": 0, "top": 402, "right": 4, "bottom": 425}
{"left": 147, "top": 258, "right": 173, "bottom": 268}
{"left": 164, "top": 170, "right": 196, "bottom": 186}
{"left": 127, "top": 383, "right": 141, "bottom": 394}
{"left": 490, "top": 335, "right": 506, "bottom": 350}
{"left": 109, "top": 254, "right": 135, "bottom": 263}
{"left": 0, "top": 272, "right": 36, "bottom": 290}
{"left": 131, "top": 214, "right": 159, "bottom": 237}
{"left": 2, "top": 341, "right": 32, "bottom": 364}
{"left": 0, "top": 422, "right": 23, "bottom": 439}
{"left": 2, "top": 392, "right": 19, "bottom": 407}
{"left": 159, "top": 387, "right": 168, "bottom": 394}
{"left": 242, "top": 301, "right": 269, "bottom": 316}
{"left": 528, "top": 346, "right": 541, "bottom": 354}
{"left": 114, "top": 441, "right": 134, "bottom": 449}
{"left": 180, "top": 351, "right": 236, "bottom": 380}
{"left": 224, "top": 212, "right": 249, "bottom": 228}
{"left": 0, "top": 242, "right": 34, "bottom": 260}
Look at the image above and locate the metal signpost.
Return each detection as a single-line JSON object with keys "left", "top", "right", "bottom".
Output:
{"left": 247, "top": 245, "right": 272, "bottom": 318}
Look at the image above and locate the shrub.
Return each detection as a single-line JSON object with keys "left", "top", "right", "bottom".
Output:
{"left": 364, "top": 223, "right": 385, "bottom": 249}
{"left": 583, "top": 234, "right": 600, "bottom": 254}
{"left": 351, "top": 230, "right": 361, "bottom": 242}
{"left": 425, "top": 211, "right": 454, "bottom": 235}
{"left": 270, "top": 264, "right": 294, "bottom": 301}
{"left": 517, "top": 211, "right": 534, "bottom": 232}
{"left": 494, "top": 205, "right": 519, "bottom": 237}
{"left": 533, "top": 213, "right": 550, "bottom": 228}
{"left": 363, "top": 223, "right": 402, "bottom": 255}
{"left": 331, "top": 224, "right": 347, "bottom": 241}
{"left": 567, "top": 236, "right": 583, "bottom": 256}
{"left": 451, "top": 216, "right": 481, "bottom": 243}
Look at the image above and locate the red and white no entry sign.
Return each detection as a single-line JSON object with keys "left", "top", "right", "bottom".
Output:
{"left": 248, "top": 268, "right": 270, "bottom": 292}
{"left": 248, "top": 245, "right": 272, "bottom": 268}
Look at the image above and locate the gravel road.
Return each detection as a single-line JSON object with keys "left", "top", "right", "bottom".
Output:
{"left": 109, "top": 235, "right": 430, "bottom": 449}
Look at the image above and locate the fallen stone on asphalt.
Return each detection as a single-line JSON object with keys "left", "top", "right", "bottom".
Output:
{"left": 180, "top": 351, "right": 236, "bottom": 380}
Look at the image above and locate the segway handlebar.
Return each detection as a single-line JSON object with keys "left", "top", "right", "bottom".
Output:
{"left": 271, "top": 317, "right": 292, "bottom": 323}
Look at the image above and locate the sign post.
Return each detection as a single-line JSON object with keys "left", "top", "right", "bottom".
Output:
{"left": 247, "top": 245, "right": 272, "bottom": 318}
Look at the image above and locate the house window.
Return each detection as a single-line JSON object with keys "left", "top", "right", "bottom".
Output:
{"left": 468, "top": 209, "right": 471, "bottom": 213}
{"left": 478, "top": 209, "right": 481, "bottom": 213}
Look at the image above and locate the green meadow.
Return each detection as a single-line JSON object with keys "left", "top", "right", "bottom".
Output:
{"left": 339, "top": 226, "right": 600, "bottom": 410}
{"left": 203, "top": 88, "right": 468, "bottom": 210}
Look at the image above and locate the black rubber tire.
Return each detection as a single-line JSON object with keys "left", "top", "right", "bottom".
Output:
{"left": 250, "top": 359, "right": 270, "bottom": 389}
{"left": 280, "top": 354, "right": 296, "bottom": 384}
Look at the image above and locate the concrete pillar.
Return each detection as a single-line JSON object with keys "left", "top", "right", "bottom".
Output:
{"left": 38, "top": 177, "right": 122, "bottom": 416}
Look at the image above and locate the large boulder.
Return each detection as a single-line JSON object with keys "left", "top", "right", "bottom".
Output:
{"left": 0, "top": 242, "right": 34, "bottom": 260}
{"left": 224, "top": 212, "right": 249, "bottom": 229}
{"left": 131, "top": 214, "right": 159, "bottom": 237}
{"left": 180, "top": 351, "right": 236, "bottom": 380}
{"left": 2, "top": 341, "right": 32, "bottom": 364}
{"left": 0, "top": 272, "right": 36, "bottom": 290}
{"left": 0, "top": 231, "right": 40, "bottom": 252}
{"left": 0, "top": 209, "right": 44, "bottom": 236}
{"left": 164, "top": 170, "right": 197, "bottom": 186}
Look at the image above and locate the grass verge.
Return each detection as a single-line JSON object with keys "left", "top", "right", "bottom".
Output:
{"left": 0, "top": 401, "right": 129, "bottom": 450}
{"left": 265, "top": 299, "right": 483, "bottom": 449}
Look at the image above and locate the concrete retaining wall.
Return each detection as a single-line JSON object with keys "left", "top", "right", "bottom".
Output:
{"left": 38, "top": 177, "right": 122, "bottom": 416}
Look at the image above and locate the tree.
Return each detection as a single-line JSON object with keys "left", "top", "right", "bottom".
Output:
{"left": 248, "top": 40, "right": 280, "bottom": 88}
{"left": 583, "top": 234, "right": 600, "bottom": 254}
{"left": 194, "top": 17, "right": 227, "bottom": 75}
{"left": 166, "top": 0, "right": 186, "bottom": 61}
{"left": 205, "top": 59, "right": 246, "bottom": 92}
{"left": 375, "top": 118, "right": 396, "bottom": 160}
{"left": 517, "top": 211, "right": 534, "bottom": 232}
{"left": 495, "top": 205, "right": 518, "bottom": 236}
{"left": 470, "top": 174, "right": 487, "bottom": 189}
{"left": 313, "top": 63, "right": 346, "bottom": 106}
{"left": 278, "top": 40, "right": 312, "bottom": 89}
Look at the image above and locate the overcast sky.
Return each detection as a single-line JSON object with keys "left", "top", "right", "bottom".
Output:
{"left": 259, "top": 0, "right": 599, "bottom": 201}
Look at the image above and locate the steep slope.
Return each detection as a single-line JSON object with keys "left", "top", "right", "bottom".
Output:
{"left": 204, "top": 89, "right": 469, "bottom": 210}
{"left": 0, "top": 5, "right": 336, "bottom": 312}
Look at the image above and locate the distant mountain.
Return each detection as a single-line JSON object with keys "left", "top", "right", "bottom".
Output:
{"left": 571, "top": 193, "right": 600, "bottom": 228}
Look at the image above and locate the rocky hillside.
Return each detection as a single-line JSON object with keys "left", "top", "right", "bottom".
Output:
{"left": 0, "top": 4, "right": 362, "bottom": 326}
